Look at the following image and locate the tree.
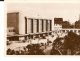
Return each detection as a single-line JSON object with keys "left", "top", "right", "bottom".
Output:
{"left": 26, "top": 44, "right": 45, "bottom": 55}
{"left": 50, "top": 31, "right": 80, "bottom": 55}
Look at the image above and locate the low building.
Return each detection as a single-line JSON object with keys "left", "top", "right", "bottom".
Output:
{"left": 75, "top": 20, "right": 80, "bottom": 29}
{"left": 54, "top": 18, "right": 63, "bottom": 25}
{"left": 62, "top": 21, "right": 71, "bottom": 28}
{"left": 54, "top": 18, "right": 63, "bottom": 33}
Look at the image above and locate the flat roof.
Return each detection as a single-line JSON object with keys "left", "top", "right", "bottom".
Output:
{"left": 26, "top": 16, "right": 52, "bottom": 20}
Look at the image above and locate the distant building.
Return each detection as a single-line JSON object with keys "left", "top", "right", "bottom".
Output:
{"left": 54, "top": 18, "right": 73, "bottom": 29}
{"left": 54, "top": 18, "right": 63, "bottom": 25}
{"left": 53, "top": 18, "right": 63, "bottom": 35}
{"left": 75, "top": 14, "right": 80, "bottom": 29}
{"left": 54, "top": 24, "right": 62, "bottom": 31}
{"left": 75, "top": 20, "right": 80, "bottom": 29}
{"left": 53, "top": 17, "right": 80, "bottom": 35}
{"left": 75, "top": 21, "right": 78, "bottom": 28}
{"left": 62, "top": 21, "right": 71, "bottom": 28}
{"left": 54, "top": 18, "right": 63, "bottom": 31}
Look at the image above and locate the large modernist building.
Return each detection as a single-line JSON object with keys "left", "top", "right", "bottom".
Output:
{"left": 75, "top": 14, "right": 80, "bottom": 29}
{"left": 24, "top": 17, "right": 52, "bottom": 39}
{"left": 25, "top": 17, "right": 52, "bottom": 34}
{"left": 7, "top": 12, "right": 52, "bottom": 41}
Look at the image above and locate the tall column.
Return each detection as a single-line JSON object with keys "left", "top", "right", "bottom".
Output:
{"left": 46, "top": 20, "right": 48, "bottom": 31}
{"left": 33, "top": 19, "right": 39, "bottom": 33}
{"left": 44, "top": 20, "right": 46, "bottom": 32}
{"left": 42, "top": 19, "right": 44, "bottom": 32}
{"left": 31, "top": 19, "right": 33, "bottom": 33}
{"left": 37, "top": 19, "right": 39, "bottom": 32}
{"left": 50, "top": 20, "right": 52, "bottom": 31}
{"left": 25, "top": 17, "right": 27, "bottom": 34}
{"left": 39, "top": 19, "right": 42, "bottom": 33}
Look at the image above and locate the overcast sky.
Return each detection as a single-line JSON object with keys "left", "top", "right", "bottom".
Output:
{"left": 7, "top": 3, "right": 80, "bottom": 24}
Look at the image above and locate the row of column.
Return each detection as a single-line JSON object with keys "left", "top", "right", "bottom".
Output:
{"left": 25, "top": 17, "right": 52, "bottom": 34}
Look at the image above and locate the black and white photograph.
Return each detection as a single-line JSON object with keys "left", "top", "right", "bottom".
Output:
{"left": 6, "top": 3, "right": 80, "bottom": 55}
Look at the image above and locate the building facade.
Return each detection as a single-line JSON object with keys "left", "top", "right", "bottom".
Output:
{"left": 62, "top": 21, "right": 71, "bottom": 28}
{"left": 54, "top": 17, "right": 80, "bottom": 35}
{"left": 25, "top": 17, "right": 52, "bottom": 39}
{"left": 7, "top": 12, "right": 52, "bottom": 41}
{"left": 54, "top": 18, "right": 63, "bottom": 31}
{"left": 7, "top": 12, "right": 19, "bottom": 35}
{"left": 75, "top": 20, "right": 80, "bottom": 29}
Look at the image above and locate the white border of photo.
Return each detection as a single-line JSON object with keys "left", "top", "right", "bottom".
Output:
{"left": 0, "top": 0, "right": 80, "bottom": 61}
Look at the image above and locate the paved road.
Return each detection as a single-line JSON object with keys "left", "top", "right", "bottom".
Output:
{"left": 7, "top": 35, "right": 58, "bottom": 51}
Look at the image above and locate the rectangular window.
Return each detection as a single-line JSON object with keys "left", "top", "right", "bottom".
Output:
{"left": 33, "top": 19, "right": 37, "bottom": 33}
{"left": 27, "top": 19, "right": 32, "bottom": 33}
{"left": 39, "top": 19, "right": 42, "bottom": 32}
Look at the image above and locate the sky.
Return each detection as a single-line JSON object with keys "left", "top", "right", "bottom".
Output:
{"left": 7, "top": 3, "right": 80, "bottom": 24}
